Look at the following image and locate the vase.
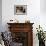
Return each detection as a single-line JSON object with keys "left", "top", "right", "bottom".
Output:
{"left": 39, "top": 40, "right": 45, "bottom": 46}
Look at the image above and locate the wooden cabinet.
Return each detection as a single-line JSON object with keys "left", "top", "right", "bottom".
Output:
{"left": 7, "top": 23, "right": 34, "bottom": 46}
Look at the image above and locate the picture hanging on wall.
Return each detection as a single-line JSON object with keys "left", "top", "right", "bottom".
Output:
{"left": 14, "top": 5, "right": 27, "bottom": 15}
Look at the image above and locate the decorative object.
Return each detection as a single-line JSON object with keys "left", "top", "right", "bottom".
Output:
{"left": 14, "top": 5, "right": 27, "bottom": 15}
{"left": 10, "top": 20, "right": 13, "bottom": 21}
{"left": 0, "top": 32, "right": 5, "bottom": 46}
{"left": 9, "top": 19, "right": 19, "bottom": 23}
{"left": 1, "top": 31, "right": 12, "bottom": 46}
{"left": 25, "top": 20, "right": 30, "bottom": 23}
{"left": 36, "top": 25, "right": 45, "bottom": 46}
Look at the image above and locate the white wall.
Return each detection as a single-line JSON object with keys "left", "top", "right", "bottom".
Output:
{"left": 40, "top": 0, "right": 46, "bottom": 31}
{"left": 40, "top": 0, "right": 46, "bottom": 14}
{"left": 2, "top": 0, "right": 46, "bottom": 46}
{"left": 2, "top": 0, "right": 40, "bottom": 30}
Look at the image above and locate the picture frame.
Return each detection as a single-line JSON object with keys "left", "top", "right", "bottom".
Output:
{"left": 14, "top": 5, "right": 27, "bottom": 15}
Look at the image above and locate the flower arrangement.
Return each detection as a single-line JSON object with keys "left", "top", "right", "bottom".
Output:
{"left": 36, "top": 25, "right": 45, "bottom": 42}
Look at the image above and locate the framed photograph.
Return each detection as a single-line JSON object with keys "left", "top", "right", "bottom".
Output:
{"left": 14, "top": 5, "right": 27, "bottom": 15}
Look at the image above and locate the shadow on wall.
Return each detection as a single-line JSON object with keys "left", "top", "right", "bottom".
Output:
{"left": 0, "top": 0, "right": 2, "bottom": 32}
{"left": 40, "top": 0, "right": 46, "bottom": 14}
